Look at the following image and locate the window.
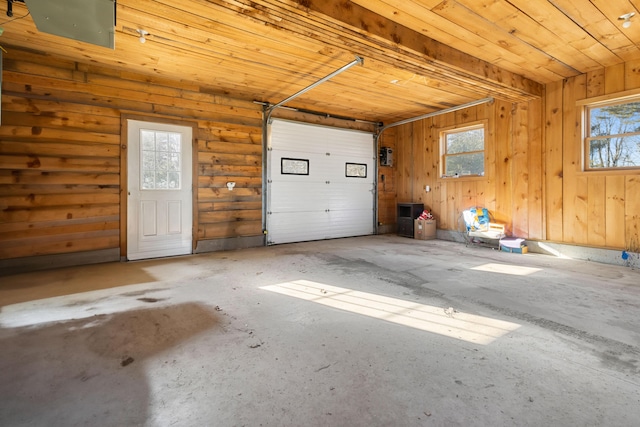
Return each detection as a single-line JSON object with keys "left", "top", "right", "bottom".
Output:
{"left": 440, "top": 123, "right": 485, "bottom": 177}
{"left": 281, "top": 158, "right": 309, "bottom": 175}
{"left": 140, "top": 129, "right": 182, "bottom": 189}
{"left": 584, "top": 97, "right": 640, "bottom": 170}
{"left": 345, "top": 163, "right": 367, "bottom": 178}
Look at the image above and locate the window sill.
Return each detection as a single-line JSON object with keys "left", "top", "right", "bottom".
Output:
{"left": 578, "top": 168, "right": 640, "bottom": 176}
{"left": 437, "top": 175, "right": 486, "bottom": 183}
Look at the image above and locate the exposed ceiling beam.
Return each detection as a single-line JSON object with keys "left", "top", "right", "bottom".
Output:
{"left": 286, "top": 0, "right": 543, "bottom": 101}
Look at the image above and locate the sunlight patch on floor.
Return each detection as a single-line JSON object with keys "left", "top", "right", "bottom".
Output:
{"left": 260, "top": 280, "right": 520, "bottom": 345}
{"left": 0, "top": 282, "right": 166, "bottom": 329}
{"left": 471, "top": 263, "right": 541, "bottom": 276}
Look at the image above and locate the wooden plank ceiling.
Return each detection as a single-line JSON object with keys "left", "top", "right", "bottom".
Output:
{"left": 2, "top": 0, "right": 640, "bottom": 123}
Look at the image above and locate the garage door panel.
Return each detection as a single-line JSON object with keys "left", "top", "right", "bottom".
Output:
{"left": 328, "top": 183, "right": 373, "bottom": 210}
{"left": 267, "top": 119, "right": 374, "bottom": 245}
{"left": 270, "top": 121, "right": 330, "bottom": 154}
{"left": 329, "top": 211, "right": 374, "bottom": 238}
{"left": 327, "top": 135, "right": 374, "bottom": 157}
{"left": 268, "top": 211, "right": 331, "bottom": 244}
{"left": 270, "top": 150, "right": 332, "bottom": 182}
{"left": 270, "top": 182, "right": 331, "bottom": 212}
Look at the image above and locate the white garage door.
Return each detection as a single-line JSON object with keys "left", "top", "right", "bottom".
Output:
{"left": 267, "top": 119, "right": 375, "bottom": 245}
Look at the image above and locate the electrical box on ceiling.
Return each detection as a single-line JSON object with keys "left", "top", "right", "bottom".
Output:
{"left": 25, "top": 0, "right": 116, "bottom": 49}
{"left": 380, "top": 147, "right": 393, "bottom": 167}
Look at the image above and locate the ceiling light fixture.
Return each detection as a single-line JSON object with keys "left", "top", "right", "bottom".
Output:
{"left": 619, "top": 12, "right": 635, "bottom": 28}
{"left": 136, "top": 29, "right": 149, "bottom": 43}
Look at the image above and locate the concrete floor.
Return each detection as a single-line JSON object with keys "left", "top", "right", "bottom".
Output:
{"left": 1, "top": 235, "right": 639, "bottom": 427}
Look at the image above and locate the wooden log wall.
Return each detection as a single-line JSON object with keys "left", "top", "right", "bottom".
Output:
{"left": 395, "top": 98, "right": 545, "bottom": 240}
{"left": 0, "top": 46, "right": 386, "bottom": 266}
{"left": 546, "top": 59, "right": 640, "bottom": 252}
{"left": 0, "top": 46, "right": 263, "bottom": 262}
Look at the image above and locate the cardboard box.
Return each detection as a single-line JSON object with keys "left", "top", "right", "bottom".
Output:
{"left": 414, "top": 219, "right": 436, "bottom": 240}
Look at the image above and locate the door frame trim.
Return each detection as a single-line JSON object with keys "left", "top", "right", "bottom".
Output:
{"left": 120, "top": 114, "right": 198, "bottom": 259}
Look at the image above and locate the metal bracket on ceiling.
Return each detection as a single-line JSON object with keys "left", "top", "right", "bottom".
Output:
{"left": 6, "top": 0, "right": 25, "bottom": 18}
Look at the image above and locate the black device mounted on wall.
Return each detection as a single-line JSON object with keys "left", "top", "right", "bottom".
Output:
{"left": 380, "top": 147, "right": 393, "bottom": 167}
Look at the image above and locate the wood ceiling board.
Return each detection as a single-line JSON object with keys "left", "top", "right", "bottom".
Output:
{"left": 118, "top": 3, "right": 352, "bottom": 76}
{"left": 505, "top": 0, "right": 623, "bottom": 68}
{"left": 8, "top": 18, "right": 359, "bottom": 114}
{"left": 589, "top": 0, "right": 640, "bottom": 48}
{"left": 549, "top": 0, "right": 640, "bottom": 62}
{"left": 350, "top": 0, "right": 568, "bottom": 82}
{"left": 431, "top": 1, "right": 580, "bottom": 78}
{"left": 230, "top": 0, "right": 540, "bottom": 103}
{"left": 6, "top": 0, "right": 640, "bottom": 124}
{"left": 456, "top": 0, "right": 605, "bottom": 72}
{"left": 290, "top": 0, "right": 542, "bottom": 98}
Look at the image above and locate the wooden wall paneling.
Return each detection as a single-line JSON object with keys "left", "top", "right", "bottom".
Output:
{"left": 0, "top": 232, "right": 120, "bottom": 259}
{"left": 435, "top": 112, "right": 455, "bottom": 229}
{"left": 545, "top": 80, "right": 564, "bottom": 241}
{"left": 200, "top": 221, "right": 263, "bottom": 240}
{"left": 0, "top": 205, "right": 120, "bottom": 224}
{"left": 604, "top": 63, "right": 625, "bottom": 94}
{"left": 460, "top": 181, "right": 477, "bottom": 213}
{"left": 561, "top": 76, "right": 579, "bottom": 243}
{"left": 573, "top": 175, "right": 589, "bottom": 245}
{"left": 512, "top": 101, "right": 530, "bottom": 238}
{"left": 454, "top": 106, "right": 478, "bottom": 124}
{"left": 625, "top": 176, "right": 640, "bottom": 252}
{"left": 412, "top": 121, "right": 427, "bottom": 205}
{"left": 604, "top": 176, "right": 626, "bottom": 249}
{"left": 586, "top": 69, "right": 605, "bottom": 98}
{"left": 446, "top": 180, "right": 460, "bottom": 231}
{"left": 1, "top": 47, "right": 267, "bottom": 262}
{"left": 437, "top": 181, "right": 449, "bottom": 229}
{"left": 566, "top": 74, "right": 589, "bottom": 245}
{"left": 0, "top": 170, "right": 118, "bottom": 186}
{"left": 422, "top": 121, "right": 436, "bottom": 214}
{"left": 493, "top": 100, "right": 513, "bottom": 234}
{"left": 196, "top": 119, "right": 262, "bottom": 241}
{"left": 624, "top": 59, "right": 640, "bottom": 90}
{"left": 0, "top": 95, "right": 121, "bottom": 259}
{"left": 396, "top": 124, "right": 413, "bottom": 203}
{"left": 483, "top": 102, "right": 497, "bottom": 213}
{"left": 378, "top": 129, "right": 397, "bottom": 227}
{"left": 587, "top": 175, "right": 607, "bottom": 246}
{"left": 0, "top": 219, "right": 119, "bottom": 243}
{"left": 527, "top": 97, "right": 544, "bottom": 240}
{"left": 2, "top": 95, "right": 121, "bottom": 121}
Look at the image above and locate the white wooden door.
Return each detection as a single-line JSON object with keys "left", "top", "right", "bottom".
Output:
{"left": 127, "top": 120, "right": 192, "bottom": 260}
{"left": 267, "top": 119, "right": 374, "bottom": 245}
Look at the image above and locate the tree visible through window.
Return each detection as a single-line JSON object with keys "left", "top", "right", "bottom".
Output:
{"left": 441, "top": 124, "right": 485, "bottom": 177}
{"left": 586, "top": 99, "right": 640, "bottom": 169}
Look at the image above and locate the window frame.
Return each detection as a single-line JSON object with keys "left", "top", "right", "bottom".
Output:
{"left": 345, "top": 162, "right": 367, "bottom": 178}
{"left": 281, "top": 157, "right": 309, "bottom": 176}
{"left": 139, "top": 129, "right": 183, "bottom": 191}
{"left": 581, "top": 94, "right": 640, "bottom": 172}
{"left": 439, "top": 121, "right": 486, "bottom": 180}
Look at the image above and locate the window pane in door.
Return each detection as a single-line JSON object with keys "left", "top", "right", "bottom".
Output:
{"left": 140, "top": 130, "right": 182, "bottom": 190}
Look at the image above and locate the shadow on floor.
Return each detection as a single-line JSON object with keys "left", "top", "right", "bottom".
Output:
{"left": 0, "top": 302, "right": 221, "bottom": 426}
